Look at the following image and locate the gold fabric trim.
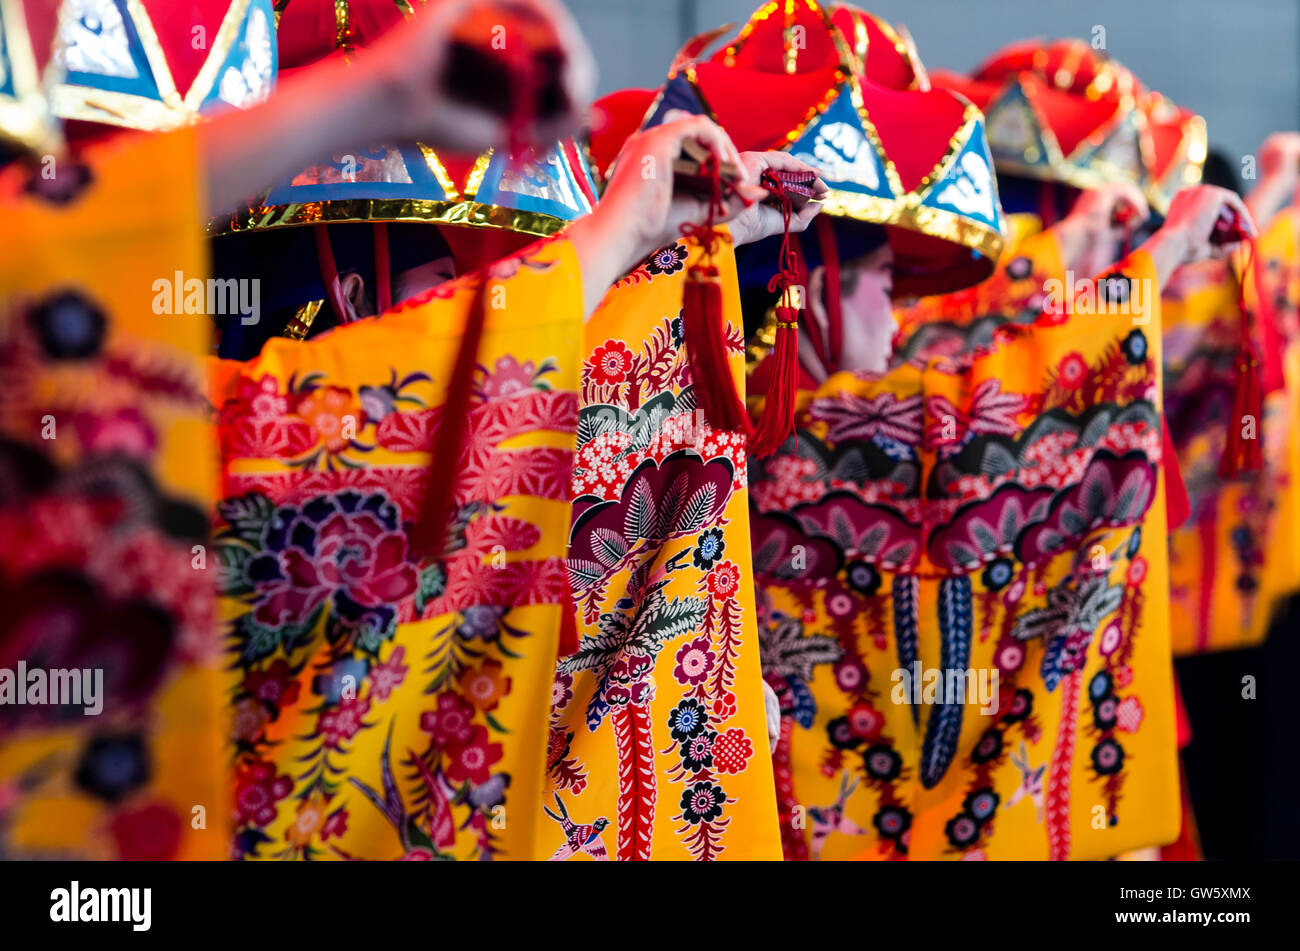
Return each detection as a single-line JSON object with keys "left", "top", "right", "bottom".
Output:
{"left": 185, "top": 0, "right": 255, "bottom": 112}
{"left": 283, "top": 299, "right": 324, "bottom": 340}
{"left": 212, "top": 198, "right": 569, "bottom": 238}
{"left": 818, "top": 189, "right": 1005, "bottom": 262}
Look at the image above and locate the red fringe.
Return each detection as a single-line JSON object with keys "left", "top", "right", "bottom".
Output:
{"left": 373, "top": 222, "right": 392, "bottom": 315}
{"left": 683, "top": 265, "right": 752, "bottom": 435}
{"left": 748, "top": 307, "right": 800, "bottom": 457}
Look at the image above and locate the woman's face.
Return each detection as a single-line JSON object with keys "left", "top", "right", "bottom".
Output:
{"left": 834, "top": 242, "right": 895, "bottom": 374}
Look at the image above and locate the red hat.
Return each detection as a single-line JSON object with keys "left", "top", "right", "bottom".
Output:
{"left": 932, "top": 38, "right": 1204, "bottom": 213}
{"left": 51, "top": 0, "right": 276, "bottom": 141}
{"left": 218, "top": 0, "right": 598, "bottom": 248}
{"left": 635, "top": 0, "right": 1006, "bottom": 297}
{"left": 828, "top": 3, "right": 926, "bottom": 92}
{"left": 0, "top": 0, "right": 65, "bottom": 156}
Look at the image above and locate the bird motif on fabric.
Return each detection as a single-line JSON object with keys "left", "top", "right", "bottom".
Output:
{"left": 543, "top": 794, "right": 611, "bottom": 861}
{"left": 808, "top": 772, "right": 867, "bottom": 859}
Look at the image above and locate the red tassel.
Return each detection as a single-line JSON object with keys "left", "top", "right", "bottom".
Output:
{"left": 748, "top": 306, "right": 801, "bottom": 457}
{"left": 1161, "top": 417, "right": 1190, "bottom": 529}
{"left": 1219, "top": 239, "right": 1267, "bottom": 477}
{"left": 683, "top": 264, "right": 752, "bottom": 434}
{"left": 408, "top": 285, "right": 489, "bottom": 556}
{"left": 409, "top": 37, "right": 538, "bottom": 555}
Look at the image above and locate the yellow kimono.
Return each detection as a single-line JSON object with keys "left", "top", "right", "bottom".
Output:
{"left": 0, "top": 129, "right": 227, "bottom": 859}
{"left": 545, "top": 236, "right": 782, "bottom": 860}
{"left": 1162, "top": 219, "right": 1300, "bottom": 653}
{"left": 751, "top": 252, "right": 1179, "bottom": 860}
{"left": 211, "top": 235, "right": 584, "bottom": 860}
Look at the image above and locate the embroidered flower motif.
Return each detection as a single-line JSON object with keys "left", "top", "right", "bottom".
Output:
{"left": 421, "top": 692, "right": 476, "bottom": 749}
{"left": 73, "top": 407, "right": 157, "bottom": 458}
{"left": 318, "top": 696, "right": 371, "bottom": 749}
{"left": 27, "top": 290, "right": 107, "bottom": 360}
{"left": 863, "top": 744, "right": 902, "bottom": 781}
{"left": 74, "top": 733, "right": 149, "bottom": 804}
{"left": 847, "top": 702, "right": 884, "bottom": 740}
{"left": 678, "top": 781, "right": 726, "bottom": 824}
{"left": 1122, "top": 329, "right": 1148, "bottom": 365}
{"left": 1090, "top": 738, "right": 1125, "bottom": 775}
{"left": 233, "top": 697, "right": 270, "bottom": 742}
{"left": 551, "top": 671, "right": 574, "bottom": 711}
{"left": 1057, "top": 352, "right": 1089, "bottom": 389}
{"left": 234, "top": 758, "right": 294, "bottom": 827}
{"left": 1115, "top": 696, "right": 1143, "bottom": 733}
{"left": 712, "top": 728, "right": 754, "bottom": 774}
{"left": 589, "top": 339, "right": 634, "bottom": 385}
{"left": 458, "top": 658, "right": 512, "bottom": 712}
{"left": 706, "top": 560, "right": 741, "bottom": 599}
{"left": 294, "top": 385, "right": 361, "bottom": 453}
{"left": 445, "top": 726, "right": 503, "bottom": 785}
{"left": 368, "top": 646, "right": 408, "bottom": 702}
{"left": 673, "top": 636, "right": 716, "bottom": 686}
{"left": 244, "top": 659, "right": 300, "bottom": 710}
{"left": 668, "top": 698, "right": 708, "bottom": 741}
{"left": 1000, "top": 688, "right": 1033, "bottom": 724}
{"left": 481, "top": 355, "right": 538, "bottom": 400}
{"left": 680, "top": 730, "right": 717, "bottom": 772}
{"left": 873, "top": 804, "right": 911, "bottom": 840}
{"left": 1098, "top": 621, "right": 1124, "bottom": 656}
{"left": 692, "top": 527, "right": 726, "bottom": 570}
{"left": 845, "top": 560, "right": 881, "bottom": 596}
{"left": 945, "top": 812, "right": 981, "bottom": 849}
{"left": 964, "top": 787, "right": 1000, "bottom": 822}
{"left": 287, "top": 793, "right": 329, "bottom": 846}
{"left": 646, "top": 243, "right": 687, "bottom": 276}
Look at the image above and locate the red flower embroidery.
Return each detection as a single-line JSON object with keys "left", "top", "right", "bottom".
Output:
{"left": 1127, "top": 555, "right": 1148, "bottom": 586}
{"left": 234, "top": 758, "right": 294, "bottom": 827}
{"left": 244, "top": 659, "right": 300, "bottom": 709}
{"left": 847, "top": 702, "right": 884, "bottom": 740}
{"left": 318, "top": 696, "right": 371, "bottom": 749}
{"left": 445, "top": 725, "right": 504, "bottom": 784}
{"left": 674, "top": 636, "right": 716, "bottom": 686}
{"left": 458, "top": 658, "right": 511, "bottom": 712}
{"left": 707, "top": 560, "right": 741, "bottom": 599}
{"left": 589, "top": 339, "right": 633, "bottom": 385}
{"left": 295, "top": 385, "right": 361, "bottom": 453}
{"left": 1057, "top": 352, "right": 1088, "bottom": 389}
{"left": 368, "top": 646, "right": 408, "bottom": 702}
{"left": 420, "top": 692, "right": 475, "bottom": 748}
{"left": 321, "top": 807, "right": 349, "bottom": 841}
{"left": 712, "top": 728, "right": 753, "bottom": 774}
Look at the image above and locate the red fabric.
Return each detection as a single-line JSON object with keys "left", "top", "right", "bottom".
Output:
{"left": 830, "top": 6, "right": 916, "bottom": 91}
{"left": 695, "top": 62, "right": 844, "bottom": 153}
{"left": 720, "top": 0, "right": 841, "bottom": 74}
{"left": 929, "top": 71, "right": 998, "bottom": 111}
{"left": 865, "top": 86, "right": 971, "bottom": 191}
{"left": 1161, "top": 418, "right": 1190, "bottom": 529}
{"left": 1020, "top": 76, "right": 1124, "bottom": 159}
{"left": 20, "top": 0, "right": 62, "bottom": 78}
{"left": 588, "top": 88, "right": 657, "bottom": 181}
{"left": 276, "top": 0, "right": 407, "bottom": 70}
{"left": 141, "top": 0, "right": 231, "bottom": 96}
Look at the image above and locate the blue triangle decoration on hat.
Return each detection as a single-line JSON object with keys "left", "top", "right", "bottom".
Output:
{"left": 920, "top": 118, "right": 1003, "bottom": 233}
{"left": 787, "top": 86, "right": 894, "bottom": 201}
{"left": 58, "top": 0, "right": 160, "bottom": 103}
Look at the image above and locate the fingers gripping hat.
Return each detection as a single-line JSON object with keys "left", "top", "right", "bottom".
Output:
{"left": 51, "top": 0, "right": 276, "bottom": 140}
{"left": 214, "top": 0, "right": 598, "bottom": 328}
{"left": 639, "top": 0, "right": 1005, "bottom": 299}
{"left": 0, "top": 0, "right": 64, "bottom": 157}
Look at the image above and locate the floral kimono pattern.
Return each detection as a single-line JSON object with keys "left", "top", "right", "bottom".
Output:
{"left": 1162, "top": 232, "right": 1300, "bottom": 653}
{"left": 211, "top": 236, "right": 584, "bottom": 860}
{"left": 545, "top": 237, "right": 782, "bottom": 861}
{"left": 0, "top": 129, "right": 226, "bottom": 859}
{"left": 894, "top": 226, "right": 1063, "bottom": 367}
{"left": 750, "top": 251, "right": 1179, "bottom": 860}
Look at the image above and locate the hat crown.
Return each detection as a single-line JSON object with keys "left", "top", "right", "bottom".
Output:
{"left": 52, "top": 0, "right": 277, "bottom": 136}
{"left": 217, "top": 0, "right": 598, "bottom": 238}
